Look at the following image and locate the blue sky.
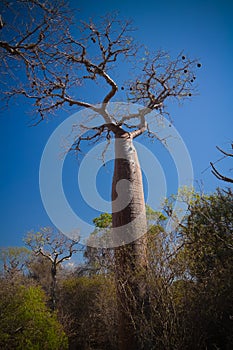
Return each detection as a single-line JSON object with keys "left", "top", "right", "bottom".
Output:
{"left": 0, "top": 0, "right": 232, "bottom": 247}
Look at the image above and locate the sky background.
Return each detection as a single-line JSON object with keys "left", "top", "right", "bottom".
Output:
{"left": 0, "top": 0, "right": 232, "bottom": 248}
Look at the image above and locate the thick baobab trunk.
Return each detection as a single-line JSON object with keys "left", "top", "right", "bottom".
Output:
{"left": 112, "top": 132, "right": 148, "bottom": 350}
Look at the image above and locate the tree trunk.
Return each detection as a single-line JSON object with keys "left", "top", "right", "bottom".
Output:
{"left": 112, "top": 132, "right": 148, "bottom": 350}
{"left": 50, "top": 263, "right": 57, "bottom": 311}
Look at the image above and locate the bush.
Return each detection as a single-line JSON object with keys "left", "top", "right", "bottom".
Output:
{"left": 0, "top": 280, "right": 68, "bottom": 350}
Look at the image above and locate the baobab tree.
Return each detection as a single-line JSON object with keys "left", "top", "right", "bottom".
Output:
{"left": 0, "top": 1, "right": 201, "bottom": 348}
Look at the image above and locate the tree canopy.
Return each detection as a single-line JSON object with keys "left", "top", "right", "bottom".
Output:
{"left": 1, "top": 0, "right": 201, "bottom": 135}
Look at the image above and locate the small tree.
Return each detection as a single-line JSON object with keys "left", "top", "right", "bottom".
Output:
{"left": 24, "top": 227, "right": 80, "bottom": 310}
{"left": 0, "top": 246, "right": 32, "bottom": 279}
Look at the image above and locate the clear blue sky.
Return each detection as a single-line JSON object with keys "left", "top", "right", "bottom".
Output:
{"left": 0, "top": 0, "right": 232, "bottom": 247}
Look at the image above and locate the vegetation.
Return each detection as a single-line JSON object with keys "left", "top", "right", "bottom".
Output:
{"left": 24, "top": 227, "right": 80, "bottom": 310}
{"left": 0, "top": 281, "right": 68, "bottom": 350}
{"left": 0, "top": 189, "right": 232, "bottom": 349}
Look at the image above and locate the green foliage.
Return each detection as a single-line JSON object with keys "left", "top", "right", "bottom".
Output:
{"left": 92, "top": 206, "right": 167, "bottom": 229}
{"left": 0, "top": 246, "right": 32, "bottom": 277}
{"left": 146, "top": 204, "right": 167, "bottom": 223}
{"left": 93, "top": 213, "right": 112, "bottom": 228}
{"left": 0, "top": 281, "right": 68, "bottom": 350}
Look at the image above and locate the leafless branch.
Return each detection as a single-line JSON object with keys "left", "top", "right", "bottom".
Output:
{"left": 210, "top": 162, "right": 233, "bottom": 184}
{"left": 127, "top": 51, "right": 200, "bottom": 113}
{"left": 210, "top": 143, "right": 233, "bottom": 183}
{"left": 216, "top": 145, "right": 233, "bottom": 157}
{"left": 1, "top": 2, "right": 201, "bottom": 141}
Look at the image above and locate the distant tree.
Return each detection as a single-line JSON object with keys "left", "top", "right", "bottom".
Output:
{"left": 0, "top": 246, "right": 31, "bottom": 279}
{"left": 0, "top": 2, "right": 201, "bottom": 347}
{"left": 0, "top": 280, "right": 68, "bottom": 350}
{"left": 24, "top": 227, "right": 80, "bottom": 310}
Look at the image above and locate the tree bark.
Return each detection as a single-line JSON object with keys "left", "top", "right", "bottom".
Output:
{"left": 112, "top": 132, "right": 148, "bottom": 350}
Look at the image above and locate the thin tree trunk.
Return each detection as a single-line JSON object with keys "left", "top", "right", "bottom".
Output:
{"left": 51, "top": 263, "right": 57, "bottom": 311}
{"left": 112, "top": 133, "right": 148, "bottom": 350}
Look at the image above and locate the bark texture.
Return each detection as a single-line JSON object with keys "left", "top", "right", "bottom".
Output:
{"left": 112, "top": 132, "right": 148, "bottom": 350}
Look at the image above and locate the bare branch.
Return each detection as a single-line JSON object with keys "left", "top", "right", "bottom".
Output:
{"left": 216, "top": 145, "right": 233, "bottom": 157}
{"left": 210, "top": 162, "right": 233, "bottom": 184}
{"left": 38, "top": 248, "right": 53, "bottom": 263}
{"left": 71, "top": 122, "right": 127, "bottom": 153}
{"left": 127, "top": 51, "right": 200, "bottom": 113}
{"left": 210, "top": 143, "right": 233, "bottom": 183}
{"left": 1, "top": 3, "right": 200, "bottom": 137}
